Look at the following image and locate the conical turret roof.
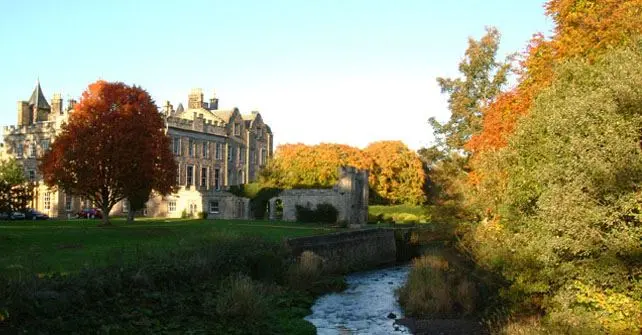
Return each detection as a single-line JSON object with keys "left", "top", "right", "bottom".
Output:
{"left": 175, "top": 103, "right": 184, "bottom": 114}
{"left": 27, "top": 81, "right": 51, "bottom": 110}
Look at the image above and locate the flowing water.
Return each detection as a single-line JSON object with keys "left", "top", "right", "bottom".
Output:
{"left": 305, "top": 265, "right": 412, "bottom": 335}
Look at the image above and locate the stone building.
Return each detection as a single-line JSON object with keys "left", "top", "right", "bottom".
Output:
{"left": 2, "top": 83, "right": 273, "bottom": 219}
{"left": 268, "top": 166, "right": 369, "bottom": 227}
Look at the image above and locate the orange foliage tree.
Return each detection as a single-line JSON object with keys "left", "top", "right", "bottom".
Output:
{"left": 364, "top": 141, "right": 426, "bottom": 205}
{"left": 261, "top": 143, "right": 371, "bottom": 188}
{"left": 468, "top": 0, "right": 642, "bottom": 154}
{"left": 261, "top": 141, "right": 426, "bottom": 205}
{"left": 40, "top": 80, "right": 177, "bottom": 225}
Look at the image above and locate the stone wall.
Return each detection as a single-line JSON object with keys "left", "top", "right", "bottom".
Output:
{"left": 286, "top": 228, "right": 397, "bottom": 273}
{"left": 268, "top": 166, "right": 369, "bottom": 227}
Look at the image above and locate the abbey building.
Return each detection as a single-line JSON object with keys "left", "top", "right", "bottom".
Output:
{"left": 1, "top": 83, "right": 273, "bottom": 219}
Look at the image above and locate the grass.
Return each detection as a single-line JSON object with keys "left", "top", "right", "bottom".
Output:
{"left": 368, "top": 204, "right": 431, "bottom": 223}
{"left": 0, "top": 217, "right": 339, "bottom": 277}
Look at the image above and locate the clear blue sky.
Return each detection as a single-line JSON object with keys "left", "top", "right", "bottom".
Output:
{"left": 0, "top": 0, "right": 552, "bottom": 150}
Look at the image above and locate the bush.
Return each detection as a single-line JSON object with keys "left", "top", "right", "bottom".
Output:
{"left": 213, "top": 273, "right": 268, "bottom": 320}
{"left": 314, "top": 203, "right": 338, "bottom": 223}
{"left": 287, "top": 251, "right": 325, "bottom": 291}
{"left": 397, "top": 254, "right": 477, "bottom": 318}
{"left": 295, "top": 203, "right": 338, "bottom": 223}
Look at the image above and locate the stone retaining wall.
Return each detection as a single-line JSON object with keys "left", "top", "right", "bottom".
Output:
{"left": 287, "top": 228, "right": 397, "bottom": 273}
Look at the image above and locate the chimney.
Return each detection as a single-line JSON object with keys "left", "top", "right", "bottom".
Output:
{"left": 66, "top": 98, "right": 77, "bottom": 112}
{"left": 17, "top": 101, "right": 31, "bottom": 126}
{"left": 162, "top": 101, "right": 173, "bottom": 116}
{"left": 209, "top": 90, "right": 219, "bottom": 110}
{"left": 52, "top": 93, "right": 63, "bottom": 115}
{"left": 188, "top": 88, "right": 204, "bottom": 109}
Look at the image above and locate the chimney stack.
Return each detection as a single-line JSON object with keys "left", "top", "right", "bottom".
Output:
{"left": 209, "top": 90, "right": 219, "bottom": 110}
{"left": 52, "top": 93, "right": 63, "bottom": 115}
{"left": 188, "top": 88, "right": 204, "bottom": 109}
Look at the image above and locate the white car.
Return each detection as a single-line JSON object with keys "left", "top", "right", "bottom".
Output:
{"left": 10, "top": 212, "right": 26, "bottom": 220}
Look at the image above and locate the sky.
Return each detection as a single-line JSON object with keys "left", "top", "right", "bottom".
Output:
{"left": 0, "top": 0, "right": 553, "bottom": 150}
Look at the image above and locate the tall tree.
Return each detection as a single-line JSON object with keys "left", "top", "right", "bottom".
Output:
{"left": 429, "top": 26, "right": 511, "bottom": 153}
{"left": 40, "top": 80, "right": 177, "bottom": 225}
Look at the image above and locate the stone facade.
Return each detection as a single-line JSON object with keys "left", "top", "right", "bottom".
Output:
{"left": 268, "top": 166, "right": 369, "bottom": 227}
{"left": 2, "top": 83, "right": 272, "bottom": 219}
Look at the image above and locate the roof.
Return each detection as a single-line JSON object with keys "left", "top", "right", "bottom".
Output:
{"left": 175, "top": 103, "right": 184, "bottom": 114}
{"left": 27, "top": 81, "right": 51, "bottom": 110}
{"left": 211, "top": 109, "right": 237, "bottom": 123}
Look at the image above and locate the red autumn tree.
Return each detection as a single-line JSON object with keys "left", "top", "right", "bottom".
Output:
{"left": 40, "top": 80, "right": 177, "bottom": 225}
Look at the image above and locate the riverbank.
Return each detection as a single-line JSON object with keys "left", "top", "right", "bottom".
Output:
{"left": 0, "top": 233, "right": 346, "bottom": 333}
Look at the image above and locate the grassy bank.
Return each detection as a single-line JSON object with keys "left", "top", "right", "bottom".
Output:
{"left": 0, "top": 218, "right": 338, "bottom": 277}
{"left": 368, "top": 205, "right": 431, "bottom": 224}
{"left": 0, "top": 223, "right": 345, "bottom": 333}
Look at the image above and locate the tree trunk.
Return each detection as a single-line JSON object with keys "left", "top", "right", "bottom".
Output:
{"left": 127, "top": 209, "right": 135, "bottom": 224}
{"left": 100, "top": 203, "right": 111, "bottom": 226}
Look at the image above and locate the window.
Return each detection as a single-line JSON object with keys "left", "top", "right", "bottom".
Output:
{"left": 186, "top": 165, "right": 194, "bottom": 186}
{"left": 201, "top": 167, "right": 207, "bottom": 187}
{"left": 234, "top": 123, "right": 241, "bottom": 136}
{"left": 250, "top": 150, "right": 255, "bottom": 165}
{"left": 28, "top": 170, "right": 35, "bottom": 181}
{"left": 44, "top": 192, "right": 51, "bottom": 210}
{"left": 239, "top": 149, "right": 244, "bottom": 164}
{"left": 239, "top": 170, "right": 245, "bottom": 184}
{"left": 16, "top": 143, "right": 23, "bottom": 157}
{"left": 65, "top": 194, "right": 72, "bottom": 211}
{"left": 172, "top": 137, "right": 181, "bottom": 155}
{"left": 188, "top": 139, "right": 194, "bottom": 157}
{"left": 215, "top": 143, "right": 222, "bottom": 160}
{"left": 29, "top": 143, "right": 36, "bottom": 158}
{"left": 214, "top": 168, "right": 220, "bottom": 190}
{"left": 256, "top": 127, "right": 262, "bottom": 139}
{"left": 209, "top": 201, "right": 220, "bottom": 213}
{"left": 176, "top": 164, "right": 181, "bottom": 184}
{"left": 168, "top": 200, "right": 176, "bottom": 212}
{"left": 202, "top": 142, "right": 209, "bottom": 158}
{"left": 41, "top": 139, "right": 50, "bottom": 152}
{"left": 122, "top": 200, "right": 129, "bottom": 213}
{"left": 228, "top": 146, "right": 233, "bottom": 162}
{"left": 260, "top": 148, "right": 267, "bottom": 166}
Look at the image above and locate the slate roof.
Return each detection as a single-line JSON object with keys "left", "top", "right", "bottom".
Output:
{"left": 175, "top": 103, "right": 184, "bottom": 114}
{"left": 28, "top": 81, "right": 51, "bottom": 110}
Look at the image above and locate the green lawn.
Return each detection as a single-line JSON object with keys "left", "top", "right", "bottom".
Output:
{"left": 369, "top": 204, "right": 431, "bottom": 223}
{"left": 0, "top": 218, "right": 339, "bottom": 277}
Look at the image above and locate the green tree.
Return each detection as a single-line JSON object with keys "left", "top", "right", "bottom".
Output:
{"left": 429, "top": 26, "right": 512, "bottom": 153}
{"left": 470, "top": 44, "right": 642, "bottom": 332}
{"left": 0, "top": 158, "right": 31, "bottom": 213}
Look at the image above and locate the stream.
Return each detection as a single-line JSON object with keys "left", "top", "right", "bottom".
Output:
{"left": 305, "top": 265, "right": 412, "bottom": 335}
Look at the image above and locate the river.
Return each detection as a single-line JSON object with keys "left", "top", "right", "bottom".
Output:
{"left": 305, "top": 265, "right": 412, "bottom": 335}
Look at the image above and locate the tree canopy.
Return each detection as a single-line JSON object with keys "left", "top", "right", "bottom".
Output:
{"left": 40, "top": 80, "right": 177, "bottom": 225}
{"left": 261, "top": 141, "right": 426, "bottom": 205}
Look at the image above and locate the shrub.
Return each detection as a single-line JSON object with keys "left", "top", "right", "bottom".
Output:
{"left": 287, "top": 251, "right": 325, "bottom": 291}
{"left": 397, "top": 254, "right": 477, "bottom": 318}
{"left": 214, "top": 273, "right": 268, "bottom": 320}
{"left": 315, "top": 203, "right": 338, "bottom": 223}
{"left": 198, "top": 211, "right": 208, "bottom": 219}
{"left": 295, "top": 203, "right": 338, "bottom": 223}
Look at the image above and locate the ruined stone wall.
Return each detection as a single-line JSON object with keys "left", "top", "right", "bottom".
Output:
{"left": 287, "top": 228, "right": 397, "bottom": 273}
{"left": 269, "top": 166, "right": 369, "bottom": 227}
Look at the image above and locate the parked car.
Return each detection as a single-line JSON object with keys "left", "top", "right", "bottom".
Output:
{"left": 0, "top": 212, "right": 10, "bottom": 220}
{"left": 10, "top": 212, "right": 26, "bottom": 220}
{"left": 24, "top": 209, "right": 49, "bottom": 220}
{"left": 76, "top": 208, "right": 103, "bottom": 219}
